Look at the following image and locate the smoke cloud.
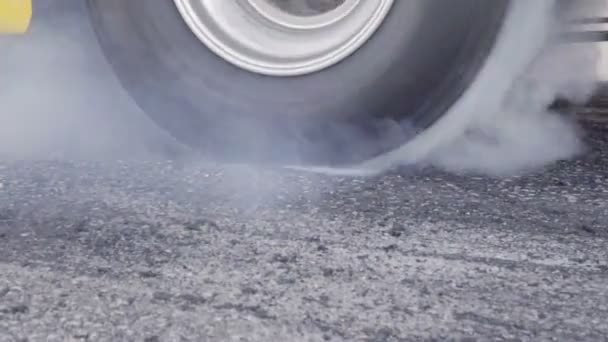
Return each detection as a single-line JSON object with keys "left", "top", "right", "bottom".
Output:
{"left": 423, "top": 2, "right": 601, "bottom": 176}
{"left": 425, "top": 44, "right": 600, "bottom": 177}
{"left": 296, "top": 0, "right": 602, "bottom": 177}
{"left": 0, "top": 1, "right": 176, "bottom": 161}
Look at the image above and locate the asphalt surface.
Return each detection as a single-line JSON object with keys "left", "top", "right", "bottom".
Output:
{"left": 0, "top": 119, "right": 606, "bottom": 341}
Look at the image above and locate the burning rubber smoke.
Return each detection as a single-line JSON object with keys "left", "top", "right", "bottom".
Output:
{"left": 423, "top": 18, "right": 601, "bottom": 176}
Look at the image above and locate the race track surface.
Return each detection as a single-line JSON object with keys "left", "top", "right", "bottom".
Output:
{"left": 0, "top": 120, "right": 607, "bottom": 341}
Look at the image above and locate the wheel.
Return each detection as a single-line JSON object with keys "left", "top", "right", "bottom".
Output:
{"left": 85, "top": 0, "right": 553, "bottom": 168}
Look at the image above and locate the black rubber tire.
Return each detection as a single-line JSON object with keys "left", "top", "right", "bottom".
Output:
{"left": 86, "top": 0, "right": 509, "bottom": 166}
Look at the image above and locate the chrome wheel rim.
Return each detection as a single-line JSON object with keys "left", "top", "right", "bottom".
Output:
{"left": 173, "top": 0, "right": 394, "bottom": 76}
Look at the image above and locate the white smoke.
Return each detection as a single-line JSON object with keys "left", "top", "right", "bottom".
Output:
{"left": 0, "top": 2, "right": 175, "bottom": 161}
{"left": 296, "top": 0, "right": 603, "bottom": 177}
{"left": 426, "top": 44, "right": 600, "bottom": 176}
{"left": 424, "top": 4, "right": 601, "bottom": 176}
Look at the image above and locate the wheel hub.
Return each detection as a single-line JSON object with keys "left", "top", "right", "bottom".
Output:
{"left": 173, "top": 0, "right": 394, "bottom": 76}
{"left": 267, "top": 0, "right": 347, "bottom": 16}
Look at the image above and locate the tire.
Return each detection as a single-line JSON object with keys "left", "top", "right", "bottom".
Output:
{"left": 85, "top": 0, "right": 543, "bottom": 167}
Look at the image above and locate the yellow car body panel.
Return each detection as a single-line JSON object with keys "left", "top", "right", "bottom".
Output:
{"left": 0, "top": 0, "right": 32, "bottom": 33}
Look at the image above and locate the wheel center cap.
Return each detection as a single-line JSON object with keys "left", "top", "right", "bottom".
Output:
{"left": 248, "top": 0, "right": 359, "bottom": 30}
{"left": 266, "top": 0, "right": 347, "bottom": 16}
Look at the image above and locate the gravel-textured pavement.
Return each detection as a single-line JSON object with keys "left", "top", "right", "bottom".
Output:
{"left": 0, "top": 120, "right": 607, "bottom": 341}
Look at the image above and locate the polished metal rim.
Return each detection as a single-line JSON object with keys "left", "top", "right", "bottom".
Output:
{"left": 173, "top": 0, "right": 394, "bottom": 76}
